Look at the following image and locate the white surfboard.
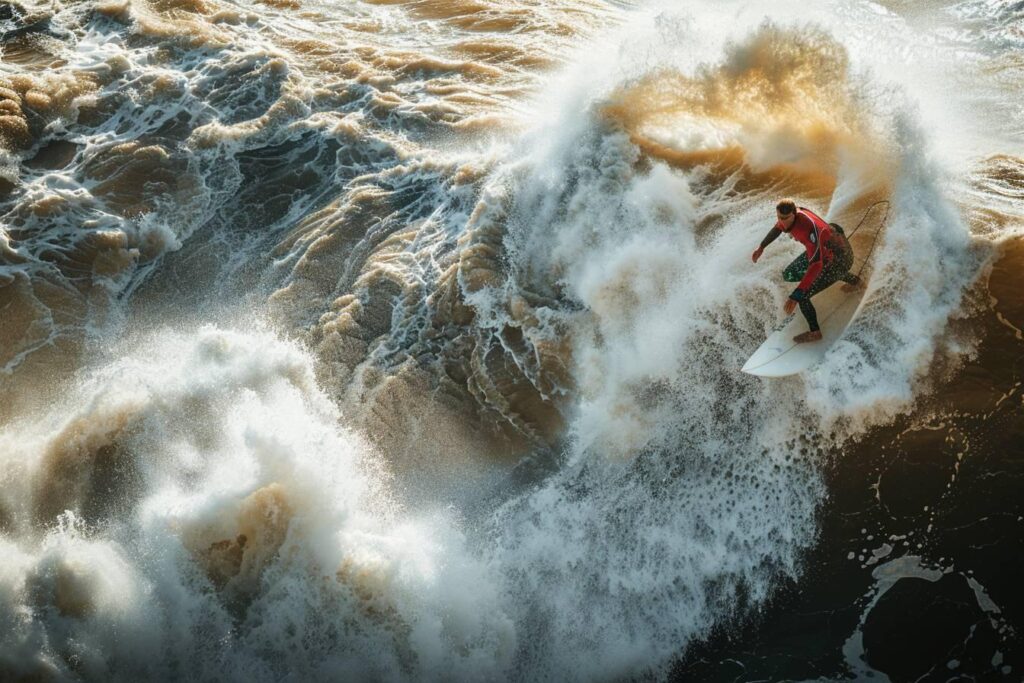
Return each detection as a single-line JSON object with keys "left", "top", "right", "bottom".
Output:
{"left": 741, "top": 283, "right": 867, "bottom": 377}
{"left": 741, "top": 201, "right": 889, "bottom": 378}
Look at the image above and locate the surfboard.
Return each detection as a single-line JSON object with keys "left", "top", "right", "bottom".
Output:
{"left": 741, "top": 283, "right": 868, "bottom": 377}
{"left": 741, "top": 201, "right": 889, "bottom": 378}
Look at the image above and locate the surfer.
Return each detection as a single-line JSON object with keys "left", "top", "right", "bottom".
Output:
{"left": 751, "top": 199, "right": 862, "bottom": 343}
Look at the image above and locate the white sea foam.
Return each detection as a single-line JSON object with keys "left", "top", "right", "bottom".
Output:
{"left": 0, "top": 328, "right": 514, "bottom": 680}
{"left": 461, "top": 4, "right": 993, "bottom": 678}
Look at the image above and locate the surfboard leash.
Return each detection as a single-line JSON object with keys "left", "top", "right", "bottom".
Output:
{"left": 849, "top": 200, "right": 890, "bottom": 280}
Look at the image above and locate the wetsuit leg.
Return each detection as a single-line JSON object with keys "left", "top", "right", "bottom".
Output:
{"left": 797, "top": 297, "right": 820, "bottom": 332}
{"left": 830, "top": 228, "right": 859, "bottom": 285}
{"left": 783, "top": 253, "right": 808, "bottom": 283}
{"left": 796, "top": 266, "right": 841, "bottom": 332}
{"left": 795, "top": 243, "right": 854, "bottom": 332}
{"left": 806, "top": 257, "right": 849, "bottom": 297}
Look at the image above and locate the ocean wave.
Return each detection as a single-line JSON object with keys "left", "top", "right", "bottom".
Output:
{"left": 0, "top": 0, "right": 1018, "bottom": 680}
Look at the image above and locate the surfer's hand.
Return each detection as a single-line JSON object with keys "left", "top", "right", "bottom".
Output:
{"left": 784, "top": 298, "right": 797, "bottom": 316}
{"left": 752, "top": 247, "right": 763, "bottom": 263}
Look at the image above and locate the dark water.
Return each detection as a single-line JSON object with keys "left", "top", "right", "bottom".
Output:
{"left": 678, "top": 250, "right": 1024, "bottom": 680}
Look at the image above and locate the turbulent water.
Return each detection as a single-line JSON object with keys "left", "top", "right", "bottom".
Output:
{"left": 0, "top": 0, "right": 1021, "bottom": 680}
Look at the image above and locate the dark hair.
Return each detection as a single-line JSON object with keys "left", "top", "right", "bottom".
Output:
{"left": 776, "top": 199, "right": 797, "bottom": 215}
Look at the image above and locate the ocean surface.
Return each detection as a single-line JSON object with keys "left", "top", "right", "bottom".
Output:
{"left": 0, "top": 0, "right": 1021, "bottom": 680}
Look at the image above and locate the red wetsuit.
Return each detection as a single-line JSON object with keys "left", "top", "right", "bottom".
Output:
{"left": 759, "top": 206, "right": 859, "bottom": 334}
{"left": 760, "top": 208, "right": 835, "bottom": 298}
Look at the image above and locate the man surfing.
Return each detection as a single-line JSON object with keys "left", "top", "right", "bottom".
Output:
{"left": 751, "top": 199, "right": 862, "bottom": 343}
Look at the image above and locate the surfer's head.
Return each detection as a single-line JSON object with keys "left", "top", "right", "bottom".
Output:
{"left": 776, "top": 198, "right": 797, "bottom": 230}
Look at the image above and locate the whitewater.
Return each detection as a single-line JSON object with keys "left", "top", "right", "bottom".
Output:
{"left": 0, "top": 0, "right": 1021, "bottom": 680}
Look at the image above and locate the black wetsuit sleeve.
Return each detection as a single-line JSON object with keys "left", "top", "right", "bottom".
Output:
{"left": 759, "top": 227, "right": 782, "bottom": 250}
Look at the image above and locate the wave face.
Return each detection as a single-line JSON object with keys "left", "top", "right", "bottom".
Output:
{"left": 1, "top": 0, "right": 1022, "bottom": 680}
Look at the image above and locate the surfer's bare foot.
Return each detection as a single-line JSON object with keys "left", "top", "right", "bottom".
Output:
{"left": 794, "top": 330, "right": 822, "bottom": 343}
{"left": 841, "top": 279, "right": 864, "bottom": 293}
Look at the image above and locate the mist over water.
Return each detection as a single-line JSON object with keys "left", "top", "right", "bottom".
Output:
{"left": 1, "top": 0, "right": 1022, "bottom": 680}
